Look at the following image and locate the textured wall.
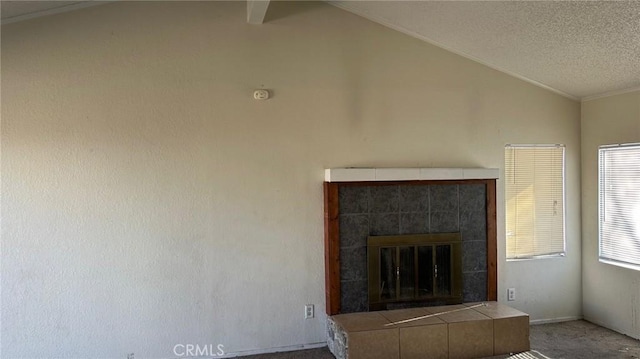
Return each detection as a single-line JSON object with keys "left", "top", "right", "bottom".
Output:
{"left": 581, "top": 90, "right": 640, "bottom": 339}
{"left": 1, "top": 1, "right": 581, "bottom": 357}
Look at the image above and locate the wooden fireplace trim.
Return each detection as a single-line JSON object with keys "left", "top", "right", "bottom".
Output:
{"left": 323, "top": 179, "right": 498, "bottom": 315}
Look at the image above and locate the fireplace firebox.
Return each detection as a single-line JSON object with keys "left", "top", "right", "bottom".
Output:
{"left": 368, "top": 233, "right": 463, "bottom": 311}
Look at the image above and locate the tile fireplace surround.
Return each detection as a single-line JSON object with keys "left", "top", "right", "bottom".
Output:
{"left": 324, "top": 168, "right": 499, "bottom": 315}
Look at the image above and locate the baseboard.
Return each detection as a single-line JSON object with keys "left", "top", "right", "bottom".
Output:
{"left": 222, "top": 342, "right": 327, "bottom": 358}
{"left": 583, "top": 317, "right": 640, "bottom": 340}
{"left": 530, "top": 316, "right": 583, "bottom": 325}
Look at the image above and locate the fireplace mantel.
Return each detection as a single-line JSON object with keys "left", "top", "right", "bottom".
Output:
{"left": 325, "top": 168, "right": 499, "bottom": 182}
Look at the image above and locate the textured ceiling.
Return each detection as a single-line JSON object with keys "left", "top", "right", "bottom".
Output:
{"left": 2, "top": 1, "right": 639, "bottom": 100}
{"left": 331, "top": 1, "right": 640, "bottom": 100}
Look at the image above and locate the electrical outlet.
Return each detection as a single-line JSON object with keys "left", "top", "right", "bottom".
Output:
{"left": 305, "top": 304, "right": 314, "bottom": 319}
{"left": 507, "top": 288, "right": 516, "bottom": 301}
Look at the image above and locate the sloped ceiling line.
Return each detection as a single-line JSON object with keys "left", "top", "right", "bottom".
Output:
{"left": 329, "top": 1, "right": 579, "bottom": 101}
{"left": 329, "top": 1, "right": 640, "bottom": 102}
{"left": 2, "top": 0, "right": 639, "bottom": 101}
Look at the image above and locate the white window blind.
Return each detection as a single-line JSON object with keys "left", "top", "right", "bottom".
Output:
{"left": 505, "top": 145, "right": 565, "bottom": 259}
{"left": 599, "top": 144, "right": 640, "bottom": 271}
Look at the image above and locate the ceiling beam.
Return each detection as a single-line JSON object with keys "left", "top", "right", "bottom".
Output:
{"left": 247, "top": 0, "right": 270, "bottom": 24}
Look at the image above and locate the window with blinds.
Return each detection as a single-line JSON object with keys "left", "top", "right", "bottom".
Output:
{"left": 505, "top": 145, "right": 565, "bottom": 259}
{"left": 599, "top": 144, "right": 640, "bottom": 271}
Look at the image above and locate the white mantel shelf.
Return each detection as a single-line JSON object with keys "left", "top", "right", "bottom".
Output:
{"left": 324, "top": 168, "right": 499, "bottom": 182}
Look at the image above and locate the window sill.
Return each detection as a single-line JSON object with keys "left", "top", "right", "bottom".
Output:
{"left": 599, "top": 258, "right": 640, "bottom": 272}
{"left": 506, "top": 253, "right": 566, "bottom": 262}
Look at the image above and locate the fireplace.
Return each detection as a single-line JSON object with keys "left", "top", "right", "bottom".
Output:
{"left": 323, "top": 168, "right": 498, "bottom": 315}
{"left": 368, "top": 233, "right": 463, "bottom": 311}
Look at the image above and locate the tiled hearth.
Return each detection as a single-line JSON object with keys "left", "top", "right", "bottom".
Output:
{"left": 327, "top": 302, "right": 530, "bottom": 359}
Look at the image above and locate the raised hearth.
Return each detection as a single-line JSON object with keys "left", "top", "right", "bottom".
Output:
{"left": 327, "top": 302, "right": 530, "bottom": 359}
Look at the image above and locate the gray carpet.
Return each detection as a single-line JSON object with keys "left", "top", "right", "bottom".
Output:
{"left": 240, "top": 320, "right": 640, "bottom": 359}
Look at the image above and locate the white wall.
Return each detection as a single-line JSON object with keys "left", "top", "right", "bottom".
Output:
{"left": 1, "top": 1, "right": 581, "bottom": 357}
{"left": 581, "top": 90, "right": 640, "bottom": 339}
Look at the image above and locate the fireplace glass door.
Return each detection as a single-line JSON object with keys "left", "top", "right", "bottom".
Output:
{"left": 369, "top": 233, "right": 462, "bottom": 311}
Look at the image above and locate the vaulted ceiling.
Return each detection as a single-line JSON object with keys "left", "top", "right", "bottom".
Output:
{"left": 2, "top": 1, "right": 639, "bottom": 101}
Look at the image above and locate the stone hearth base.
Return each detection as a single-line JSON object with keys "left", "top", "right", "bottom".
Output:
{"left": 327, "top": 302, "right": 529, "bottom": 359}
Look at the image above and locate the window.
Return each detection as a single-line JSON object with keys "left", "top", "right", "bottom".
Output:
{"left": 599, "top": 143, "right": 640, "bottom": 271}
{"left": 505, "top": 145, "right": 565, "bottom": 259}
